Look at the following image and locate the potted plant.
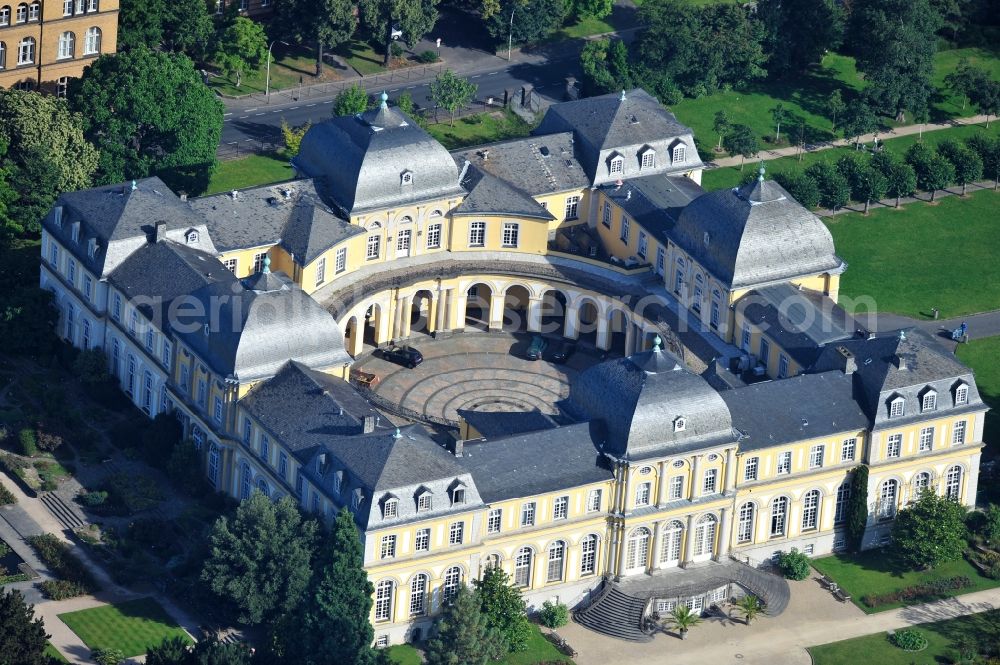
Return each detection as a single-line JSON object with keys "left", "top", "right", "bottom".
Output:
{"left": 735, "top": 594, "right": 765, "bottom": 626}
{"left": 668, "top": 604, "right": 702, "bottom": 640}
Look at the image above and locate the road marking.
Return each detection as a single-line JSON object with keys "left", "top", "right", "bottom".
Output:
{"left": 389, "top": 88, "right": 399, "bottom": 92}
{"left": 322, "top": 100, "right": 332, "bottom": 104}
{"left": 288, "top": 106, "right": 300, "bottom": 110}
{"left": 406, "top": 85, "right": 416, "bottom": 89}
{"left": 470, "top": 75, "right": 481, "bottom": 78}
{"left": 239, "top": 115, "right": 249, "bottom": 119}
{"left": 223, "top": 112, "right": 233, "bottom": 116}
{"left": 487, "top": 72, "right": 498, "bottom": 75}
{"left": 255, "top": 113, "right": 265, "bottom": 116}
{"left": 245, "top": 107, "right": 257, "bottom": 112}
{"left": 306, "top": 103, "right": 316, "bottom": 107}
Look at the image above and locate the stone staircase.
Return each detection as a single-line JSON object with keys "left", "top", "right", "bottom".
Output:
{"left": 573, "top": 583, "right": 653, "bottom": 642}
{"left": 40, "top": 492, "right": 87, "bottom": 530}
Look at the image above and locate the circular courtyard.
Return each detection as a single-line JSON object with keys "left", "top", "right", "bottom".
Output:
{"left": 353, "top": 332, "right": 612, "bottom": 425}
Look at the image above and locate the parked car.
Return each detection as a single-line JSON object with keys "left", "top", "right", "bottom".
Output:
{"left": 526, "top": 335, "right": 548, "bottom": 360}
{"left": 548, "top": 339, "right": 577, "bottom": 364}
{"left": 378, "top": 345, "right": 423, "bottom": 368}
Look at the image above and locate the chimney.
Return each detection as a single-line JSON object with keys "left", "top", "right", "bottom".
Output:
{"left": 450, "top": 437, "right": 464, "bottom": 457}
{"left": 179, "top": 192, "right": 188, "bottom": 202}
{"left": 363, "top": 415, "right": 376, "bottom": 433}
{"left": 894, "top": 354, "right": 907, "bottom": 371}
{"left": 152, "top": 220, "right": 166, "bottom": 243}
{"left": 836, "top": 346, "right": 856, "bottom": 375}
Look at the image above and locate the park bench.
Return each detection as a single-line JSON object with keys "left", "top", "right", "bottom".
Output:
{"left": 833, "top": 588, "right": 852, "bottom": 603}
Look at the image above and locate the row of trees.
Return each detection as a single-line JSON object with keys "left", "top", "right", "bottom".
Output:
{"left": 769, "top": 134, "right": 999, "bottom": 214}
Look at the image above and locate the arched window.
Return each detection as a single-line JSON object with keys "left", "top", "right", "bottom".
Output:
{"left": 0, "top": 6, "right": 10, "bottom": 25}
{"left": 835, "top": 483, "right": 851, "bottom": 523}
{"left": 913, "top": 471, "right": 931, "bottom": 497}
{"left": 26, "top": 0, "right": 37, "bottom": 19}
{"left": 207, "top": 443, "right": 220, "bottom": 487}
{"left": 660, "top": 520, "right": 683, "bottom": 565}
{"left": 737, "top": 503, "right": 755, "bottom": 543}
{"left": 580, "top": 535, "right": 598, "bottom": 575}
{"left": 945, "top": 466, "right": 962, "bottom": 501}
{"left": 513, "top": 547, "right": 532, "bottom": 588}
{"left": 483, "top": 553, "right": 502, "bottom": 573}
{"left": 546, "top": 541, "right": 565, "bottom": 582}
{"left": 240, "top": 463, "right": 251, "bottom": 500}
{"left": 374, "top": 580, "right": 394, "bottom": 622}
{"left": 626, "top": 527, "right": 651, "bottom": 571}
{"left": 83, "top": 26, "right": 101, "bottom": 55}
{"left": 442, "top": 566, "right": 462, "bottom": 603}
{"left": 57, "top": 32, "right": 75, "bottom": 59}
{"left": 693, "top": 514, "right": 717, "bottom": 557}
{"left": 802, "top": 490, "right": 820, "bottom": 531}
{"left": 17, "top": 36, "right": 34, "bottom": 64}
{"left": 879, "top": 479, "right": 898, "bottom": 519}
{"left": 409, "top": 574, "right": 427, "bottom": 616}
{"left": 15, "top": 2, "right": 26, "bottom": 22}
{"left": 770, "top": 497, "right": 788, "bottom": 537}
{"left": 256, "top": 477, "right": 270, "bottom": 498}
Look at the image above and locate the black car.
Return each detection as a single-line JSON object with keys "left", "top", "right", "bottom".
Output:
{"left": 548, "top": 339, "right": 577, "bottom": 364}
{"left": 378, "top": 345, "right": 423, "bottom": 368}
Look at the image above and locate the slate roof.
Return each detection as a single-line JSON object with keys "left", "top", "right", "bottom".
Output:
{"left": 736, "top": 284, "right": 860, "bottom": 369}
{"left": 533, "top": 89, "right": 702, "bottom": 185}
{"left": 294, "top": 102, "right": 465, "bottom": 215}
{"left": 808, "top": 327, "right": 986, "bottom": 429}
{"left": 457, "top": 409, "right": 558, "bottom": 439}
{"left": 44, "top": 177, "right": 216, "bottom": 278}
{"left": 454, "top": 166, "right": 555, "bottom": 220}
{"left": 451, "top": 132, "right": 590, "bottom": 197}
{"left": 600, "top": 174, "right": 705, "bottom": 246}
{"left": 458, "top": 422, "right": 612, "bottom": 503}
{"left": 672, "top": 178, "right": 844, "bottom": 289}
{"left": 568, "top": 347, "right": 734, "bottom": 460}
{"left": 721, "top": 372, "right": 870, "bottom": 451}
{"left": 278, "top": 194, "right": 363, "bottom": 265}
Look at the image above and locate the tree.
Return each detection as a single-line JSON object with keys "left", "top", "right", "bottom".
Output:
{"left": 722, "top": 124, "right": 759, "bottom": 170}
{"left": 828, "top": 89, "right": 846, "bottom": 131}
{"left": 92, "top": 648, "right": 126, "bottom": 665}
{"left": 0, "top": 589, "right": 49, "bottom": 665}
{"left": 845, "top": 465, "right": 869, "bottom": 552}
{"left": 776, "top": 548, "right": 811, "bottom": 580}
{"left": 277, "top": 509, "right": 386, "bottom": 665}
{"left": 770, "top": 103, "right": 786, "bottom": 143}
{"left": 713, "top": 110, "right": 730, "bottom": 151}
{"left": 201, "top": 491, "right": 317, "bottom": 625}
{"left": 538, "top": 600, "right": 569, "bottom": 628}
{"left": 848, "top": 0, "right": 941, "bottom": 121}
{"left": 280, "top": 119, "right": 311, "bottom": 157}
{"left": 891, "top": 490, "right": 969, "bottom": 570}
{"left": 424, "top": 585, "right": 501, "bottom": 665}
{"left": 333, "top": 84, "right": 371, "bottom": 116}
{"left": 162, "top": 0, "right": 214, "bottom": 60}
{"left": 983, "top": 504, "right": 1000, "bottom": 548}
{"left": 0, "top": 90, "right": 98, "bottom": 233}
{"left": 924, "top": 153, "right": 957, "bottom": 201}
{"left": 69, "top": 48, "right": 224, "bottom": 194}
{"left": 937, "top": 140, "right": 983, "bottom": 195}
{"left": 774, "top": 170, "right": 821, "bottom": 209}
{"left": 873, "top": 151, "right": 918, "bottom": 208}
{"left": 570, "top": 0, "right": 613, "bottom": 20}
{"left": 757, "top": 0, "right": 844, "bottom": 76}
{"left": 945, "top": 58, "right": 980, "bottom": 110}
{"left": 841, "top": 99, "right": 877, "bottom": 146}
{"left": 358, "top": 0, "right": 439, "bottom": 62}
{"left": 484, "top": 0, "right": 567, "bottom": 47}
{"left": 838, "top": 154, "right": 888, "bottom": 214}
{"left": 580, "top": 38, "right": 633, "bottom": 97}
{"left": 473, "top": 566, "right": 531, "bottom": 656}
{"left": 213, "top": 17, "right": 267, "bottom": 88}
{"left": 636, "top": 1, "right": 767, "bottom": 96}
{"left": 430, "top": 70, "right": 477, "bottom": 126}
{"left": 806, "top": 161, "right": 850, "bottom": 214}
{"left": 274, "top": 0, "right": 357, "bottom": 76}
{"left": 667, "top": 604, "right": 702, "bottom": 639}
{"left": 735, "top": 594, "right": 764, "bottom": 626}
{"left": 117, "top": 0, "right": 166, "bottom": 52}
{"left": 147, "top": 638, "right": 255, "bottom": 665}
{"left": 965, "top": 134, "right": 1000, "bottom": 190}
{"left": 969, "top": 78, "right": 1000, "bottom": 128}
{"left": 147, "top": 636, "right": 191, "bottom": 665}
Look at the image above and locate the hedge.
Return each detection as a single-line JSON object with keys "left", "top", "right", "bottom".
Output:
{"left": 861, "top": 576, "right": 972, "bottom": 608}
{"left": 26, "top": 534, "right": 98, "bottom": 598}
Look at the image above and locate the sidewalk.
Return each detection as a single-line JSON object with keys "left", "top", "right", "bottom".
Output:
{"left": 709, "top": 114, "right": 992, "bottom": 168}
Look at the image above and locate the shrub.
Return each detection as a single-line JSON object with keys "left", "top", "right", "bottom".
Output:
{"left": 92, "top": 647, "right": 126, "bottom": 665}
{"left": 390, "top": 41, "right": 404, "bottom": 58}
{"left": 39, "top": 579, "right": 90, "bottom": 600}
{"left": 0, "top": 541, "right": 10, "bottom": 557}
{"left": 418, "top": 50, "right": 439, "bottom": 63}
{"left": 890, "top": 628, "right": 928, "bottom": 651}
{"left": 776, "top": 548, "right": 811, "bottom": 581}
{"left": 26, "top": 533, "right": 98, "bottom": 596}
{"left": 538, "top": 600, "right": 569, "bottom": 628}
{"left": 17, "top": 428, "right": 37, "bottom": 456}
{"left": 35, "top": 422, "right": 65, "bottom": 452}
{"left": 0, "top": 483, "right": 15, "bottom": 505}
{"left": 861, "top": 576, "right": 972, "bottom": 608}
{"left": 80, "top": 490, "right": 108, "bottom": 507}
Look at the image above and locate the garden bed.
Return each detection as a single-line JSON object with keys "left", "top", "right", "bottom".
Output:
{"left": 26, "top": 533, "right": 98, "bottom": 599}
{"left": 0, "top": 537, "right": 30, "bottom": 585}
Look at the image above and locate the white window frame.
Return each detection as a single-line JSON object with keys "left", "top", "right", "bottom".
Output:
{"left": 586, "top": 489, "right": 602, "bottom": 513}
{"left": 809, "top": 445, "right": 824, "bottom": 469}
{"left": 635, "top": 482, "right": 651, "bottom": 506}
{"left": 380, "top": 534, "right": 396, "bottom": 559}
{"left": 521, "top": 501, "right": 536, "bottom": 527}
{"left": 889, "top": 397, "right": 905, "bottom": 418}
{"left": 620, "top": 216, "right": 630, "bottom": 244}
{"left": 668, "top": 475, "right": 683, "bottom": 500}
{"left": 501, "top": 222, "right": 519, "bottom": 248}
{"left": 841, "top": 438, "right": 856, "bottom": 463}
{"left": 564, "top": 196, "right": 580, "bottom": 221}
{"left": 314, "top": 258, "right": 326, "bottom": 286}
{"left": 609, "top": 155, "right": 624, "bottom": 175}
{"left": 366, "top": 234, "right": 380, "bottom": 260}
{"left": 553, "top": 495, "right": 568, "bottom": 520}
{"left": 887, "top": 433, "right": 902, "bottom": 458}
{"left": 777, "top": 451, "right": 791, "bottom": 475}
{"left": 952, "top": 420, "right": 966, "bottom": 445}
{"left": 57, "top": 31, "right": 74, "bottom": 59}
{"left": 922, "top": 390, "right": 937, "bottom": 412}
{"left": 641, "top": 150, "right": 655, "bottom": 169}
{"left": 487, "top": 508, "right": 502, "bottom": 533}
{"left": 83, "top": 26, "right": 101, "bottom": 55}
{"left": 426, "top": 223, "right": 442, "bottom": 249}
{"left": 415, "top": 528, "right": 430, "bottom": 552}
{"left": 335, "top": 247, "right": 346, "bottom": 273}
{"left": 702, "top": 468, "right": 718, "bottom": 495}
{"left": 744, "top": 456, "right": 758, "bottom": 482}
{"left": 448, "top": 521, "right": 464, "bottom": 545}
{"left": 918, "top": 426, "right": 934, "bottom": 452}
{"left": 468, "top": 221, "right": 486, "bottom": 247}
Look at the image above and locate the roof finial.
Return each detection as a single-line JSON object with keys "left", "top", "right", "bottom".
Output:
{"left": 757, "top": 161, "right": 766, "bottom": 183}
{"left": 262, "top": 256, "right": 271, "bottom": 274}
{"left": 393, "top": 427, "right": 401, "bottom": 439}
{"left": 131, "top": 179, "right": 137, "bottom": 191}
{"left": 620, "top": 89, "right": 627, "bottom": 102}
{"left": 653, "top": 334, "right": 662, "bottom": 351}
{"left": 898, "top": 329, "right": 906, "bottom": 341}
{"left": 380, "top": 90, "right": 389, "bottom": 109}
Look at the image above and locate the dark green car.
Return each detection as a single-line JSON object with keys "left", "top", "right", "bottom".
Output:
{"left": 526, "top": 335, "right": 547, "bottom": 360}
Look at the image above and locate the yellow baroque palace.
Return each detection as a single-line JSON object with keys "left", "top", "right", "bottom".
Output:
{"left": 39, "top": 89, "right": 987, "bottom": 645}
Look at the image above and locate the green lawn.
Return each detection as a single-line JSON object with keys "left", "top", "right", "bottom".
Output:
{"left": 206, "top": 154, "right": 294, "bottom": 195}
{"left": 811, "top": 550, "right": 1000, "bottom": 614}
{"left": 701, "top": 120, "right": 1000, "bottom": 191}
{"left": 387, "top": 623, "right": 573, "bottom": 665}
{"left": 822, "top": 188, "right": 1000, "bottom": 319}
{"left": 44, "top": 643, "right": 68, "bottom": 663}
{"left": 809, "top": 609, "right": 1000, "bottom": 665}
{"left": 551, "top": 15, "right": 616, "bottom": 40}
{"left": 57, "top": 597, "right": 192, "bottom": 658}
{"left": 424, "top": 110, "right": 535, "bottom": 150}
{"left": 337, "top": 39, "right": 388, "bottom": 76}
{"left": 208, "top": 44, "right": 338, "bottom": 97}
{"left": 957, "top": 336, "right": 1000, "bottom": 465}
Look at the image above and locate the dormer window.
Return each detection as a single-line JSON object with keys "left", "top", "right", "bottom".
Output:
{"left": 401, "top": 170, "right": 413, "bottom": 186}
{"left": 333, "top": 470, "right": 343, "bottom": 494}
{"left": 351, "top": 489, "right": 363, "bottom": 510}
{"left": 920, "top": 388, "right": 937, "bottom": 412}
{"left": 87, "top": 238, "right": 97, "bottom": 259}
{"left": 703, "top": 232, "right": 710, "bottom": 247}
{"left": 453, "top": 488, "right": 466, "bottom": 505}
{"left": 382, "top": 496, "right": 398, "bottom": 519}
{"left": 416, "top": 492, "right": 432, "bottom": 512}
{"left": 954, "top": 383, "right": 969, "bottom": 405}
{"left": 185, "top": 229, "right": 199, "bottom": 244}
{"left": 889, "top": 396, "right": 905, "bottom": 418}
{"left": 674, "top": 417, "right": 686, "bottom": 432}
{"left": 609, "top": 154, "right": 624, "bottom": 175}
{"left": 71, "top": 222, "right": 80, "bottom": 243}
{"left": 53, "top": 206, "right": 63, "bottom": 228}
{"left": 672, "top": 144, "right": 686, "bottom": 163}
{"left": 640, "top": 149, "right": 655, "bottom": 169}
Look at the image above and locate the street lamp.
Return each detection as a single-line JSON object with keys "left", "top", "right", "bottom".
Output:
{"left": 265, "top": 40, "right": 289, "bottom": 101}
{"left": 507, "top": 7, "right": 515, "bottom": 62}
